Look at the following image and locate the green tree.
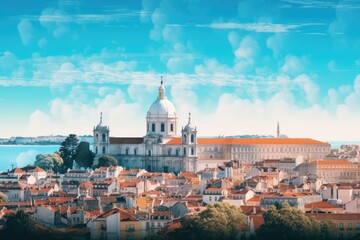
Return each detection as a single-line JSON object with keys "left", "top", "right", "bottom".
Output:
{"left": 59, "top": 134, "right": 79, "bottom": 171}
{"left": 256, "top": 202, "right": 338, "bottom": 240}
{"left": 95, "top": 155, "right": 118, "bottom": 168}
{"left": 34, "top": 152, "right": 63, "bottom": 173}
{"left": 2, "top": 210, "right": 37, "bottom": 239}
{"left": 75, "top": 141, "right": 95, "bottom": 169}
{"left": 0, "top": 191, "right": 8, "bottom": 202}
{"left": 166, "top": 202, "right": 245, "bottom": 240}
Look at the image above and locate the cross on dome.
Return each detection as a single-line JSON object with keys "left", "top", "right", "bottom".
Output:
{"left": 100, "top": 112, "right": 103, "bottom": 124}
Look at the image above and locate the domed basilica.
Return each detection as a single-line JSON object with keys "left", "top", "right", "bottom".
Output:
{"left": 94, "top": 81, "right": 331, "bottom": 173}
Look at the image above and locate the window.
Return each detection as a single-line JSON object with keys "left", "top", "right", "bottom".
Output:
{"left": 161, "top": 123, "right": 165, "bottom": 132}
{"left": 340, "top": 223, "right": 344, "bottom": 230}
{"left": 96, "top": 133, "right": 99, "bottom": 142}
{"left": 183, "top": 134, "right": 187, "bottom": 143}
{"left": 209, "top": 196, "right": 212, "bottom": 201}
{"left": 170, "top": 123, "right": 174, "bottom": 132}
{"left": 126, "top": 224, "right": 135, "bottom": 232}
{"left": 126, "top": 148, "right": 129, "bottom": 155}
{"left": 183, "top": 147, "right": 186, "bottom": 156}
{"left": 191, "top": 134, "right": 195, "bottom": 143}
{"left": 191, "top": 147, "right": 194, "bottom": 155}
{"left": 102, "top": 133, "right": 106, "bottom": 142}
{"left": 168, "top": 148, "right": 172, "bottom": 156}
{"left": 134, "top": 148, "right": 137, "bottom": 155}
{"left": 356, "top": 223, "right": 360, "bottom": 230}
{"left": 95, "top": 146, "right": 98, "bottom": 154}
{"left": 176, "top": 148, "right": 179, "bottom": 157}
{"left": 152, "top": 123, "right": 155, "bottom": 132}
{"left": 148, "top": 150, "right": 151, "bottom": 156}
{"left": 102, "top": 146, "right": 106, "bottom": 154}
{"left": 348, "top": 223, "right": 352, "bottom": 230}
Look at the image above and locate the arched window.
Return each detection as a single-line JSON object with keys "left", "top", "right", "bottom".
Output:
{"left": 161, "top": 123, "right": 165, "bottom": 132}
{"left": 148, "top": 150, "right": 151, "bottom": 156}
{"left": 168, "top": 148, "right": 172, "bottom": 156}
{"left": 102, "top": 146, "right": 106, "bottom": 154}
{"left": 176, "top": 148, "right": 180, "bottom": 157}
{"left": 183, "top": 147, "right": 186, "bottom": 156}
{"left": 126, "top": 148, "right": 129, "bottom": 155}
{"left": 183, "top": 134, "right": 187, "bottom": 143}
{"left": 102, "top": 133, "right": 106, "bottom": 142}
{"left": 191, "top": 134, "right": 195, "bottom": 143}
{"left": 152, "top": 123, "right": 155, "bottom": 132}
{"left": 191, "top": 147, "right": 194, "bottom": 155}
{"left": 134, "top": 148, "right": 137, "bottom": 156}
{"left": 96, "top": 134, "right": 99, "bottom": 142}
{"left": 170, "top": 123, "right": 174, "bottom": 132}
{"left": 95, "top": 146, "right": 98, "bottom": 154}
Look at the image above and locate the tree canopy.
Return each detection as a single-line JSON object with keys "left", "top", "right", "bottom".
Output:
{"left": 1, "top": 210, "right": 37, "bottom": 239}
{"left": 34, "top": 152, "right": 63, "bottom": 173}
{"left": 256, "top": 202, "right": 338, "bottom": 240}
{"left": 75, "top": 141, "right": 95, "bottom": 169}
{"left": 0, "top": 191, "right": 8, "bottom": 202}
{"left": 59, "top": 134, "right": 79, "bottom": 171}
{"left": 95, "top": 155, "right": 118, "bottom": 168}
{"left": 164, "top": 202, "right": 245, "bottom": 240}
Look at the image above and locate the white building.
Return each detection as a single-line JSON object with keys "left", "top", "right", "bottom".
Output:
{"left": 93, "top": 81, "right": 331, "bottom": 173}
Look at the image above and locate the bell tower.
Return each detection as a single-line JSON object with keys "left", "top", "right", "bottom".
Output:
{"left": 181, "top": 113, "right": 198, "bottom": 172}
{"left": 93, "top": 112, "right": 110, "bottom": 155}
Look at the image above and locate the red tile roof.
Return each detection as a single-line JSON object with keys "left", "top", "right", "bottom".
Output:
{"left": 166, "top": 137, "right": 328, "bottom": 145}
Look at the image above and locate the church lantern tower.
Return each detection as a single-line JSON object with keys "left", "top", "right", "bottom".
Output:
{"left": 181, "top": 113, "right": 198, "bottom": 172}
{"left": 93, "top": 112, "right": 110, "bottom": 155}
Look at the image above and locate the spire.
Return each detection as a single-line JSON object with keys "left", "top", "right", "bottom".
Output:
{"left": 188, "top": 112, "right": 191, "bottom": 124}
{"left": 277, "top": 121, "right": 280, "bottom": 138}
{"left": 100, "top": 112, "right": 103, "bottom": 125}
{"left": 158, "top": 76, "right": 165, "bottom": 100}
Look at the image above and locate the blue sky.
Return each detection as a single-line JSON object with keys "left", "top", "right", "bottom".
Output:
{"left": 1, "top": 0, "right": 360, "bottom": 141}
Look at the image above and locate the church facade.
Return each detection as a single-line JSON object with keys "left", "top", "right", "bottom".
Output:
{"left": 93, "top": 81, "right": 331, "bottom": 173}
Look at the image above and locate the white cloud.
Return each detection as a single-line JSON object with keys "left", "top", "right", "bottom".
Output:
{"left": 16, "top": 150, "right": 38, "bottom": 167}
{"left": 17, "top": 19, "right": 34, "bottom": 45}
{"left": 266, "top": 33, "right": 285, "bottom": 58}
{"left": 294, "top": 74, "right": 319, "bottom": 103}
{"left": 281, "top": 55, "right": 307, "bottom": 76}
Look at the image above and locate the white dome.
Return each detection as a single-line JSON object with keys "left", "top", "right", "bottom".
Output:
{"left": 148, "top": 98, "right": 176, "bottom": 118}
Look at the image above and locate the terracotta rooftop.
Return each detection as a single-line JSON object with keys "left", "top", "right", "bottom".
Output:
{"left": 166, "top": 137, "right": 328, "bottom": 145}
{"left": 305, "top": 201, "right": 342, "bottom": 209}
{"left": 313, "top": 160, "right": 353, "bottom": 165}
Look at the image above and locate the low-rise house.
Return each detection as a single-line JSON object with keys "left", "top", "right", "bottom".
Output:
{"left": 308, "top": 213, "right": 360, "bottom": 240}
{"left": 345, "top": 199, "right": 360, "bottom": 213}
{"left": 0, "top": 182, "right": 27, "bottom": 202}
{"left": 260, "top": 192, "right": 322, "bottom": 211}
{"left": 87, "top": 208, "right": 149, "bottom": 240}
{"left": 63, "top": 169, "right": 92, "bottom": 183}
{"left": 202, "top": 187, "right": 228, "bottom": 204}
{"left": 304, "top": 201, "right": 344, "bottom": 213}
{"left": 338, "top": 186, "right": 353, "bottom": 204}
{"left": 79, "top": 182, "right": 94, "bottom": 197}
{"left": 62, "top": 181, "right": 80, "bottom": 195}
{"left": 22, "top": 166, "right": 47, "bottom": 181}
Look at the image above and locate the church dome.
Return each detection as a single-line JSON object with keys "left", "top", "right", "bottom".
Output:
{"left": 147, "top": 81, "right": 176, "bottom": 118}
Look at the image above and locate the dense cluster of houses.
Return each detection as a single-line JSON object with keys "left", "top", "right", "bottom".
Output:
{"left": 0, "top": 157, "right": 360, "bottom": 239}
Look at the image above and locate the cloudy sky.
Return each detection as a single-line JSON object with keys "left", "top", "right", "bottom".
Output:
{"left": 1, "top": 0, "right": 360, "bottom": 141}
